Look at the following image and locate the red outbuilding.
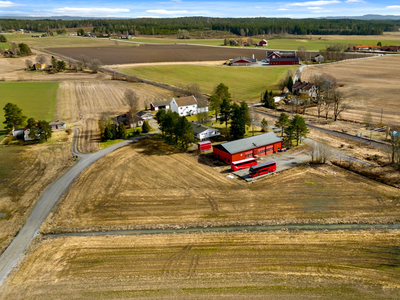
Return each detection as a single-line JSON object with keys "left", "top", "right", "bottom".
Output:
{"left": 267, "top": 51, "right": 299, "bottom": 65}
{"left": 198, "top": 141, "right": 212, "bottom": 151}
{"left": 213, "top": 132, "right": 283, "bottom": 164}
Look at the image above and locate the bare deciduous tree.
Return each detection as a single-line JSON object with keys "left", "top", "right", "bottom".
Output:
{"left": 79, "top": 54, "right": 89, "bottom": 68}
{"left": 36, "top": 54, "right": 47, "bottom": 64}
{"left": 125, "top": 89, "right": 140, "bottom": 126}
{"left": 311, "top": 73, "right": 336, "bottom": 119}
{"left": 309, "top": 141, "right": 332, "bottom": 164}
{"left": 331, "top": 88, "right": 346, "bottom": 121}
{"left": 88, "top": 59, "right": 102, "bottom": 73}
{"left": 297, "top": 46, "right": 307, "bottom": 61}
{"left": 25, "top": 59, "right": 33, "bottom": 69}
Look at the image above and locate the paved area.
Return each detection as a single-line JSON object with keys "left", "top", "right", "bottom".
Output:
{"left": 233, "top": 147, "right": 311, "bottom": 181}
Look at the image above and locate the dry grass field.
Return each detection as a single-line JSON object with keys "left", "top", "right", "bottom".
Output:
{"left": 54, "top": 79, "right": 172, "bottom": 153}
{"left": 302, "top": 55, "right": 400, "bottom": 126}
{"left": 41, "top": 138, "right": 400, "bottom": 234}
{"left": 1, "top": 231, "right": 399, "bottom": 299}
{"left": 0, "top": 132, "right": 75, "bottom": 255}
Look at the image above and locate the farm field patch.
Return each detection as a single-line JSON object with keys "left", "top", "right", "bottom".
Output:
{"left": 301, "top": 55, "right": 400, "bottom": 126}
{"left": 54, "top": 79, "right": 172, "bottom": 153}
{"left": 7, "top": 35, "right": 130, "bottom": 49}
{"left": 0, "top": 42, "right": 10, "bottom": 49}
{"left": 42, "top": 138, "right": 400, "bottom": 234}
{"left": 46, "top": 44, "right": 283, "bottom": 65}
{"left": 121, "top": 64, "right": 296, "bottom": 102}
{"left": 0, "top": 132, "right": 75, "bottom": 255}
{"left": 1, "top": 231, "right": 399, "bottom": 299}
{"left": 0, "top": 81, "right": 58, "bottom": 127}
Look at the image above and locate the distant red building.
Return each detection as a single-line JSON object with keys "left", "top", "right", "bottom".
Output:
{"left": 267, "top": 51, "right": 299, "bottom": 65}
{"left": 213, "top": 132, "right": 282, "bottom": 164}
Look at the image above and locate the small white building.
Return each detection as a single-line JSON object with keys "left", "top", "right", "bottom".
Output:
{"left": 150, "top": 100, "right": 170, "bottom": 111}
{"left": 191, "top": 123, "right": 220, "bottom": 140}
{"left": 170, "top": 95, "right": 208, "bottom": 117}
{"left": 49, "top": 120, "right": 66, "bottom": 130}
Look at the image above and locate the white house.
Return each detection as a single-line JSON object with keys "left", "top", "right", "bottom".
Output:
{"left": 170, "top": 95, "right": 208, "bottom": 117}
{"left": 191, "top": 123, "right": 220, "bottom": 140}
{"left": 49, "top": 120, "right": 66, "bottom": 130}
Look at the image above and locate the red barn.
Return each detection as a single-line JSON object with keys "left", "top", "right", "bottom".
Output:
{"left": 213, "top": 132, "right": 282, "bottom": 164}
{"left": 267, "top": 51, "right": 299, "bottom": 65}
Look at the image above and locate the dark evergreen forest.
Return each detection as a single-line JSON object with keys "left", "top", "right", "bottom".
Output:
{"left": 0, "top": 17, "right": 398, "bottom": 36}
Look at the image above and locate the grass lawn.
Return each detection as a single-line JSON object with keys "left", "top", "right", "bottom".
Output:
{"left": 0, "top": 82, "right": 59, "bottom": 128}
{"left": 121, "top": 65, "right": 297, "bottom": 102}
{"left": 0, "top": 42, "right": 10, "bottom": 49}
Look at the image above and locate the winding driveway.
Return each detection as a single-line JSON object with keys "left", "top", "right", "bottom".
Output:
{"left": 0, "top": 132, "right": 158, "bottom": 285}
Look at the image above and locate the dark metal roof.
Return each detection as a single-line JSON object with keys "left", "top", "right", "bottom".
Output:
{"left": 216, "top": 132, "right": 282, "bottom": 154}
{"left": 190, "top": 123, "right": 217, "bottom": 135}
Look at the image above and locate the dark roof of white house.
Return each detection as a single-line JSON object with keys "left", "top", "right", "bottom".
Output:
{"left": 190, "top": 123, "right": 218, "bottom": 135}
{"left": 151, "top": 100, "right": 170, "bottom": 107}
{"left": 214, "top": 132, "right": 282, "bottom": 154}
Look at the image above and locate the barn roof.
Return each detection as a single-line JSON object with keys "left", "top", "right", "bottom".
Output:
{"left": 215, "top": 132, "right": 282, "bottom": 155}
{"left": 269, "top": 58, "right": 299, "bottom": 62}
{"left": 175, "top": 95, "right": 197, "bottom": 107}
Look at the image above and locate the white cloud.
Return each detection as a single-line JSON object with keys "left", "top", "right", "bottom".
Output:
{"left": 0, "top": 1, "right": 23, "bottom": 8}
{"left": 286, "top": 1, "right": 340, "bottom": 7}
{"left": 307, "top": 7, "right": 322, "bottom": 9}
{"left": 386, "top": 6, "right": 400, "bottom": 9}
{"left": 277, "top": 8, "right": 289, "bottom": 10}
{"left": 51, "top": 7, "right": 130, "bottom": 14}
{"left": 145, "top": 9, "right": 188, "bottom": 15}
{"left": 312, "top": 10, "right": 334, "bottom": 13}
{"left": 345, "top": 0, "right": 366, "bottom": 3}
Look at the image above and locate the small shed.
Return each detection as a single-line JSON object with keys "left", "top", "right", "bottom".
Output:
{"left": 150, "top": 100, "right": 170, "bottom": 111}
{"left": 257, "top": 39, "right": 268, "bottom": 46}
{"left": 49, "top": 120, "right": 66, "bottom": 130}
{"left": 198, "top": 141, "right": 212, "bottom": 151}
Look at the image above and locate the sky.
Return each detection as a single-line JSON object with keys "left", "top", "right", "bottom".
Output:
{"left": 1, "top": 0, "right": 400, "bottom": 19}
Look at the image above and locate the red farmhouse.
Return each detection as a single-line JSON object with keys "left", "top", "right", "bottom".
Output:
{"left": 213, "top": 132, "right": 282, "bottom": 164}
{"left": 267, "top": 51, "right": 299, "bottom": 65}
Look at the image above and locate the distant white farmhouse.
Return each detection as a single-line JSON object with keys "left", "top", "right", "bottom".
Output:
{"left": 170, "top": 95, "right": 208, "bottom": 117}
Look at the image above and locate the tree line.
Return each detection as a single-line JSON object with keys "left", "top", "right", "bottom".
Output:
{"left": 0, "top": 17, "right": 399, "bottom": 36}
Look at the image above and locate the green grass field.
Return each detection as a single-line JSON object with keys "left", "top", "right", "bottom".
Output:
{"left": 114, "top": 37, "right": 400, "bottom": 50}
{"left": 121, "top": 65, "right": 297, "bottom": 102}
{"left": 0, "top": 82, "right": 59, "bottom": 128}
{"left": 0, "top": 42, "right": 10, "bottom": 50}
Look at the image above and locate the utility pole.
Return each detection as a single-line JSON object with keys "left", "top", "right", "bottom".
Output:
{"left": 380, "top": 108, "right": 383, "bottom": 125}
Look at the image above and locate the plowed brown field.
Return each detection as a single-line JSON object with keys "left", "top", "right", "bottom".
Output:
{"left": 1, "top": 231, "right": 399, "bottom": 299}
{"left": 54, "top": 80, "right": 172, "bottom": 153}
{"left": 47, "top": 44, "right": 271, "bottom": 65}
{"left": 302, "top": 55, "right": 400, "bottom": 126}
{"left": 41, "top": 138, "right": 400, "bottom": 234}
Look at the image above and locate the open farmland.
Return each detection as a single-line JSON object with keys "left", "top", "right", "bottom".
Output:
{"left": 120, "top": 64, "right": 296, "bottom": 102}
{"left": 7, "top": 35, "right": 131, "bottom": 49}
{"left": 54, "top": 79, "right": 172, "bottom": 153}
{"left": 0, "top": 82, "right": 58, "bottom": 126}
{"left": 1, "top": 231, "right": 400, "bottom": 299}
{"left": 0, "top": 132, "right": 75, "bottom": 256}
{"left": 47, "top": 44, "right": 281, "bottom": 65}
{"left": 301, "top": 55, "right": 400, "bottom": 126}
{"left": 42, "top": 138, "right": 400, "bottom": 234}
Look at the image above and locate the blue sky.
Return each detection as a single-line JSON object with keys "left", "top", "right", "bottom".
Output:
{"left": 1, "top": 0, "right": 400, "bottom": 18}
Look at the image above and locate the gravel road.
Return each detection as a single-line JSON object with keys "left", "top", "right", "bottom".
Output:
{"left": 0, "top": 132, "right": 158, "bottom": 285}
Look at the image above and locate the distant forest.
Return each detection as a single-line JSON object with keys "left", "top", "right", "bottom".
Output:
{"left": 1, "top": 17, "right": 399, "bottom": 36}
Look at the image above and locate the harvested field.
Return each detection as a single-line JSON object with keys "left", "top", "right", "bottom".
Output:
{"left": 0, "top": 132, "right": 75, "bottom": 256}
{"left": 47, "top": 44, "right": 279, "bottom": 65}
{"left": 1, "top": 231, "right": 400, "bottom": 299}
{"left": 302, "top": 55, "right": 400, "bottom": 126}
{"left": 54, "top": 80, "right": 172, "bottom": 153}
{"left": 42, "top": 138, "right": 400, "bottom": 233}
